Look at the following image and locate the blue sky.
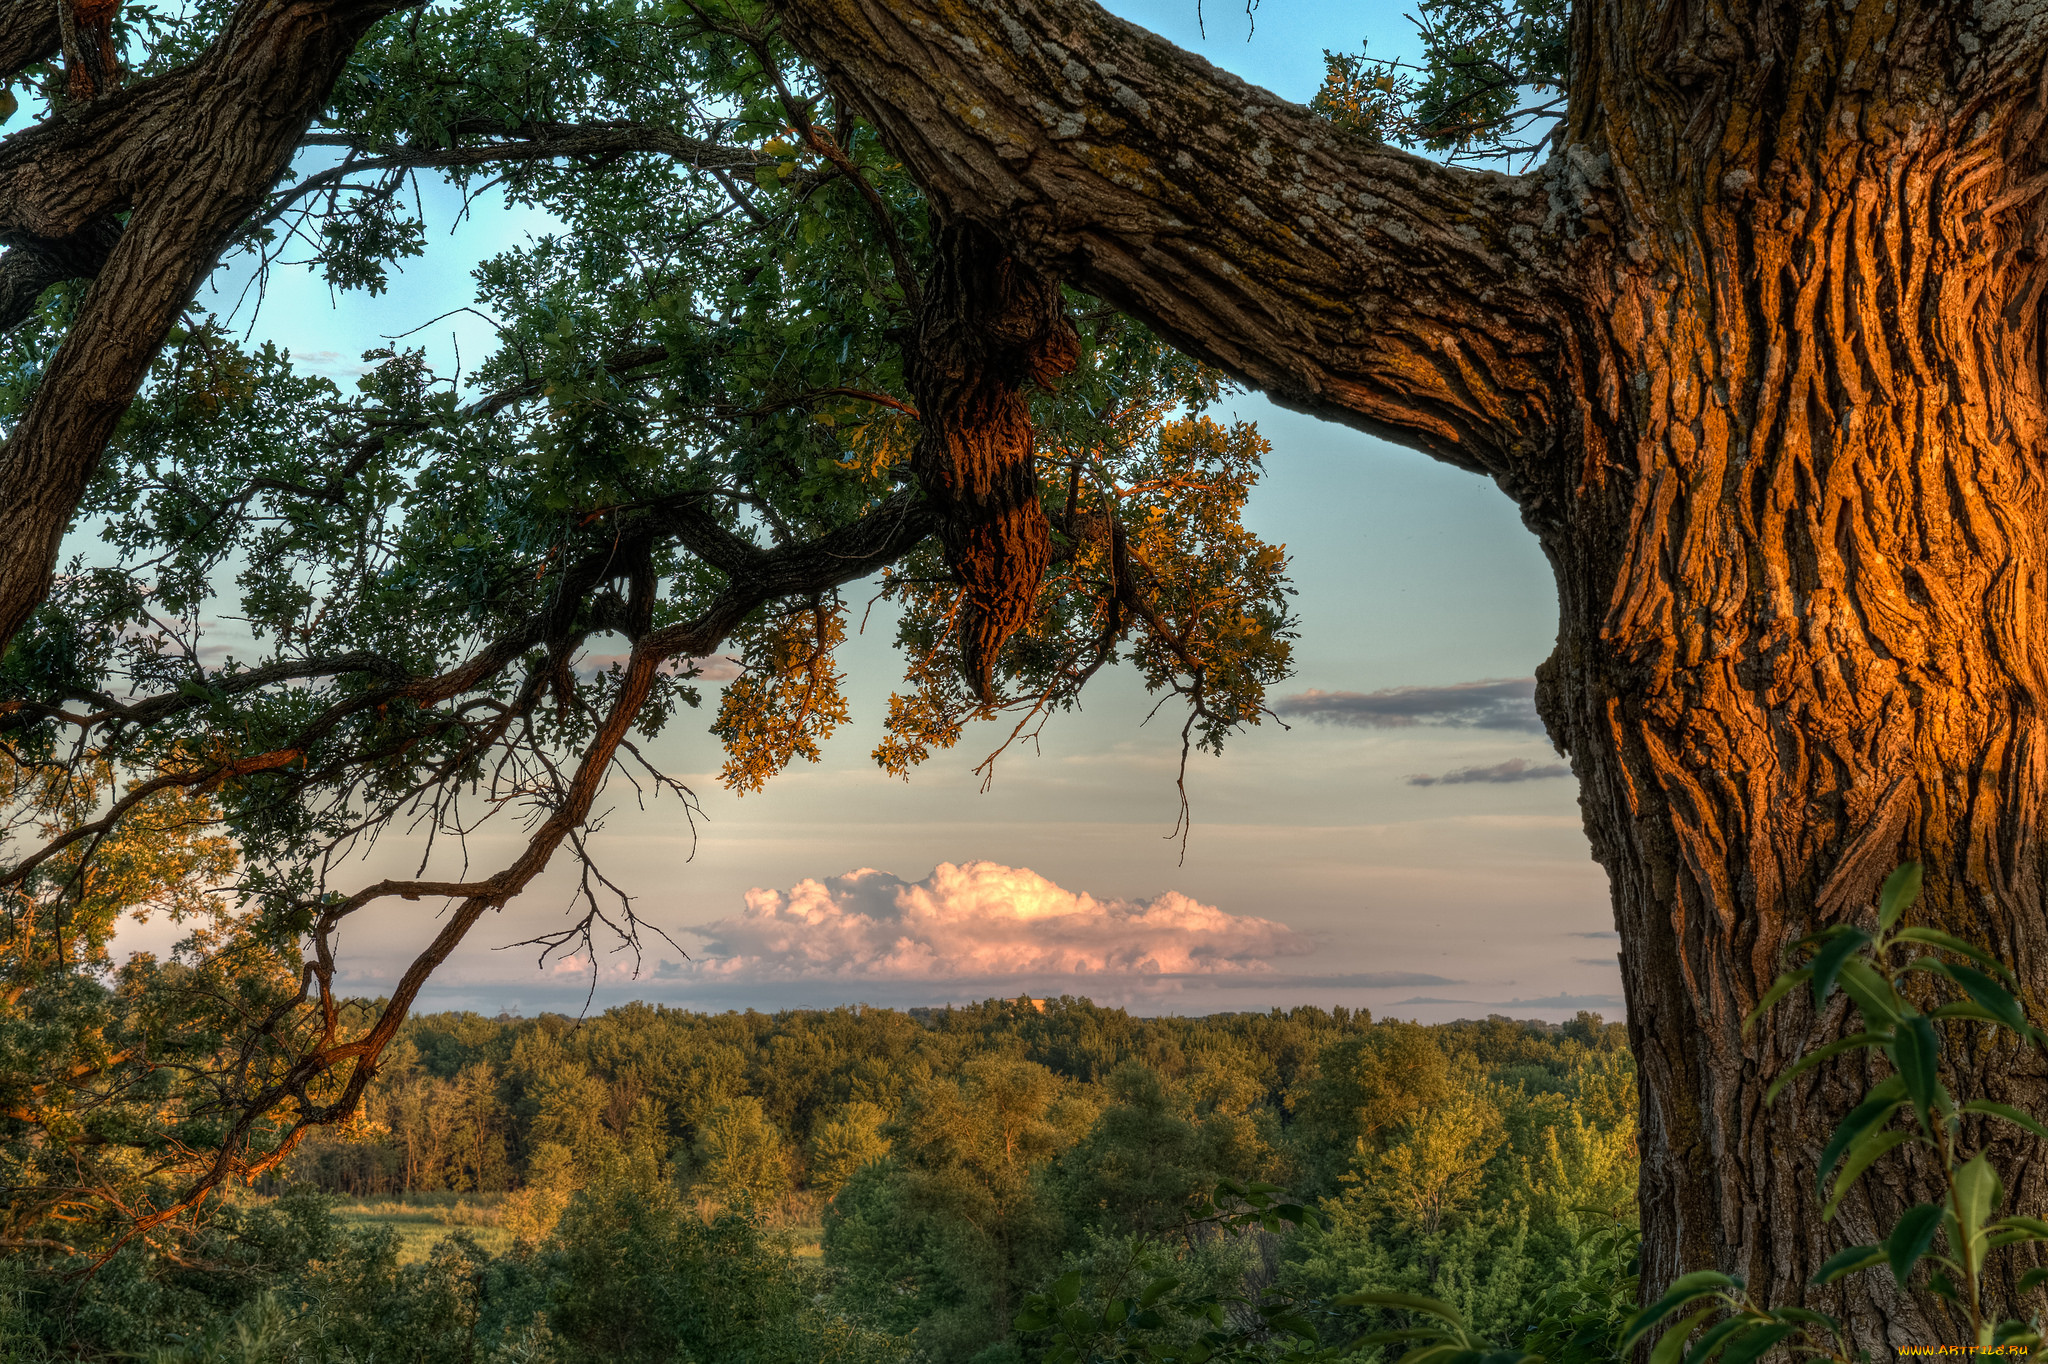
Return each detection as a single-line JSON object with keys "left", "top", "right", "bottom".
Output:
{"left": 111, "top": 0, "right": 1622, "bottom": 1021}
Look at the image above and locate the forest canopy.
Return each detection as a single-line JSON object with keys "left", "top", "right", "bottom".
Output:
{"left": 0, "top": 997, "right": 1640, "bottom": 1362}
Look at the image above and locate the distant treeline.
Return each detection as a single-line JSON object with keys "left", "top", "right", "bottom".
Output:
{"left": 253, "top": 997, "right": 1638, "bottom": 1362}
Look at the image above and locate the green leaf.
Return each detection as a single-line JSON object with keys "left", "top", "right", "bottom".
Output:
{"left": 1765, "top": 1033, "right": 1888, "bottom": 1106}
{"left": 1994, "top": 1321, "right": 2044, "bottom": 1349}
{"left": 1887, "top": 1013, "right": 1945, "bottom": 1129}
{"left": 1053, "top": 1271, "right": 1082, "bottom": 1308}
{"left": 1681, "top": 1316, "right": 1752, "bottom": 1364}
{"left": 1718, "top": 1323, "right": 1797, "bottom": 1364}
{"left": 1963, "top": 1100, "right": 2048, "bottom": 1144}
{"left": 1824, "top": 1127, "right": 1915, "bottom": 1219}
{"left": 1743, "top": 971, "right": 1809, "bottom": 1035}
{"left": 2019, "top": 1266, "right": 2048, "bottom": 1294}
{"left": 1835, "top": 957, "right": 1903, "bottom": 1028}
{"left": 1953, "top": 1151, "right": 2004, "bottom": 1257}
{"left": 1621, "top": 1272, "right": 1738, "bottom": 1350}
{"left": 1013, "top": 1310, "right": 1051, "bottom": 1331}
{"left": 1648, "top": 1307, "right": 1718, "bottom": 1364}
{"left": 1815, "top": 1077, "right": 1906, "bottom": 1197}
{"left": 1809, "top": 1243, "right": 1885, "bottom": 1286}
{"left": 1891, "top": 927, "right": 2017, "bottom": 984}
{"left": 1139, "top": 1275, "right": 1179, "bottom": 1308}
{"left": 1336, "top": 1290, "right": 1464, "bottom": 1325}
{"left": 1811, "top": 929, "right": 1872, "bottom": 1009}
{"left": 1947, "top": 962, "right": 2028, "bottom": 1030}
{"left": 1929, "top": 1001, "right": 2009, "bottom": 1027}
{"left": 1886, "top": 1203, "right": 1945, "bottom": 1285}
{"left": 1877, "top": 862, "right": 1922, "bottom": 931}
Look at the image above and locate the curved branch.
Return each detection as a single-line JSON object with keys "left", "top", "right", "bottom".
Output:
{"left": 258, "top": 121, "right": 774, "bottom": 232}
{"left": 771, "top": 0, "right": 1573, "bottom": 475}
{"left": 99, "top": 486, "right": 936, "bottom": 1249}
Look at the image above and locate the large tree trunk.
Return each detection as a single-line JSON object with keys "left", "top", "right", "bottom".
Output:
{"left": 772, "top": 0, "right": 2048, "bottom": 1340}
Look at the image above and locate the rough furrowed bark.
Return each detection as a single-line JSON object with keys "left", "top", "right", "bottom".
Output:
{"left": 0, "top": 0, "right": 413, "bottom": 657}
{"left": 776, "top": 0, "right": 2048, "bottom": 1343}
{"left": 908, "top": 220, "right": 1078, "bottom": 700}
{"left": 1535, "top": 0, "right": 2048, "bottom": 1339}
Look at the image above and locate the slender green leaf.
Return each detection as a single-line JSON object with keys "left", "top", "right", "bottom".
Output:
{"left": 1682, "top": 1316, "right": 1752, "bottom": 1364}
{"left": 1336, "top": 1290, "right": 1464, "bottom": 1325}
{"left": 1139, "top": 1275, "right": 1180, "bottom": 1308}
{"left": 1053, "top": 1271, "right": 1082, "bottom": 1307}
{"left": 1835, "top": 957, "right": 1903, "bottom": 1028}
{"left": 1953, "top": 1151, "right": 2004, "bottom": 1257}
{"left": 1744, "top": 971, "right": 1809, "bottom": 1035}
{"left": 1888, "top": 1013, "right": 1944, "bottom": 1129}
{"left": 1766, "top": 1033, "right": 1888, "bottom": 1106}
{"left": 1811, "top": 929, "right": 1872, "bottom": 1009}
{"left": 1891, "top": 928, "right": 2018, "bottom": 983}
{"left": 1877, "top": 862, "right": 1923, "bottom": 931}
{"left": 1815, "top": 1078, "right": 1907, "bottom": 1197}
{"left": 1719, "top": 1323, "right": 1797, "bottom": 1364}
{"left": 1622, "top": 1272, "right": 1738, "bottom": 1350}
{"left": 1886, "top": 1203, "right": 1945, "bottom": 1285}
{"left": 1964, "top": 1101, "right": 2048, "bottom": 1144}
{"left": 2019, "top": 1266, "right": 2048, "bottom": 1294}
{"left": 1648, "top": 1307, "right": 1718, "bottom": 1364}
{"left": 1994, "top": 1321, "right": 2044, "bottom": 1349}
{"left": 1996, "top": 1216, "right": 2048, "bottom": 1238}
{"left": 1809, "top": 1243, "right": 1885, "bottom": 1285}
{"left": 1947, "top": 962, "right": 2029, "bottom": 1029}
{"left": 1824, "top": 1130, "right": 1915, "bottom": 1220}
{"left": 1929, "top": 1002, "right": 2008, "bottom": 1026}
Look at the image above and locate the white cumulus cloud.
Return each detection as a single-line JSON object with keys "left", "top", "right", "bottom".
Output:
{"left": 680, "top": 861, "right": 1311, "bottom": 982}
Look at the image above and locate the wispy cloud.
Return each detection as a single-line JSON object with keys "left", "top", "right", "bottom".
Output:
{"left": 1391, "top": 992, "right": 1626, "bottom": 1012}
{"left": 1406, "top": 758, "right": 1571, "bottom": 787}
{"left": 675, "top": 862, "right": 1313, "bottom": 983}
{"left": 1240, "top": 971, "right": 1458, "bottom": 989}
{"left": 1273, "top": 678, "right": 1542, "bottom": 733}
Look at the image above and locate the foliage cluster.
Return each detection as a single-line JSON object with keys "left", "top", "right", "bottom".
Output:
{"left": 2, "top": 997, "right": 1638, "bottom": 1361}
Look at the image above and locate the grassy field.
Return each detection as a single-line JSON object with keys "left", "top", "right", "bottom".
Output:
{"left": 325, "top": 1192, "right": 514, "bottom": 1263}
{"left": 236, "top": 1190, "right": 825, "bottom": 1265}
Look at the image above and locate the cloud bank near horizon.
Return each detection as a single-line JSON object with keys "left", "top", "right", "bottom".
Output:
{"left": 1273, "top": 678, "right": 1543, "bottom": 733}
{"left": 669, "top": 861, "right": 1315, "bottom": 983}
{"left": 1407, "top": 758, "right": 1572, "bottom": 787}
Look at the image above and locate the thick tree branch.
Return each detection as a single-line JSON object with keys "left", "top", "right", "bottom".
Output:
{"left": 770, "top": 0, "right": 1572, "bottom": 475}
{"left": 0, "top": 0, "right": 417, "bottom": 657}
{"left": 0, "top": 0, "right": 59, "bottom": 81}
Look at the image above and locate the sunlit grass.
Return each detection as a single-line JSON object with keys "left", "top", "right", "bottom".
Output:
{"left": 289, "top": 1191, "right": 517, "bottom": 1263}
